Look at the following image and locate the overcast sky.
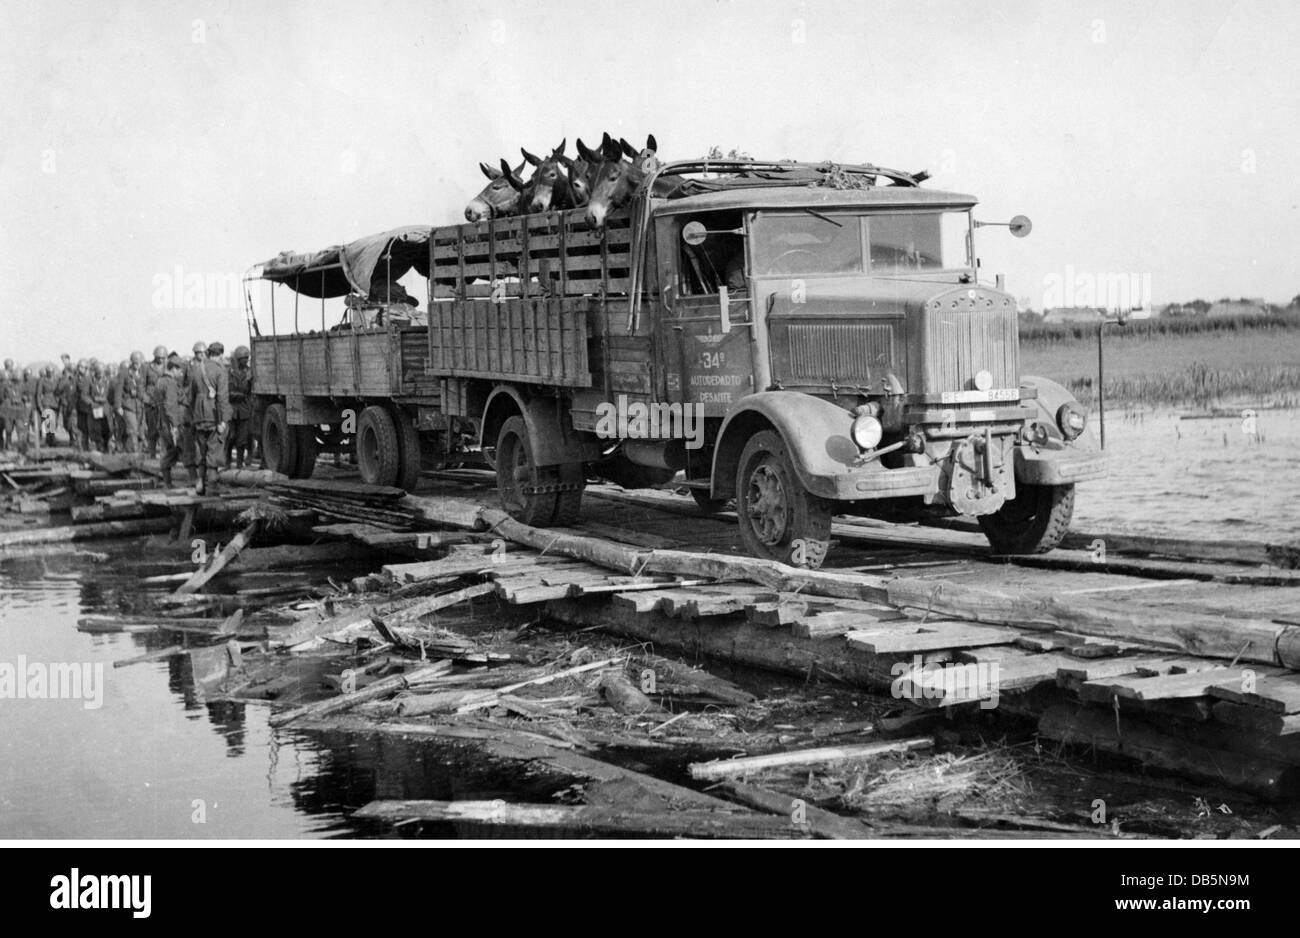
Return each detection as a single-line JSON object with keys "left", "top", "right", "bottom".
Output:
{"left": 2, "top": 0, "right": 1297, "bottom": 362}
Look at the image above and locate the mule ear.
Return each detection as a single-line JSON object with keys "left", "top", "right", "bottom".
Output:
{"left": 601, "top": 135, "right": 623, "bottom": 161}
{"left": 502, "top": 159, "right": 526, "bottom": 191}
{"left": 619, "top": 138, "right": 638, "bottom": 159}
{"left": 521, "top": 148, "right": 541, "bottom": 166}
{"left": 555, "top": 154, "right": 574, "bottom": 168}
{"left": 576, "top": 138, "right": 596, "bottom": 162}
{"left": 553, "top": 138, "right": 566, "bottom": 157}
{"left": 480, "top": 161, "right": 501, "bottom": 179}
{"left": 646, "top": 133, "right": 657, "bottom": 152}
{"left": 601, "top": 131, "right": 613, "bottom": 147}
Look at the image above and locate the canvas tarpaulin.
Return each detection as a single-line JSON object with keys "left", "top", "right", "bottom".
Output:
{"left": 256, "top": 226, "right": 432, "bottom": 299}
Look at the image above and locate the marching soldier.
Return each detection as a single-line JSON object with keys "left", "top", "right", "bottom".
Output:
{"left": 0, "top": 364, "right": 17, "bottom": 450}
{"left": 226, "top": 346, "right": 252, "bottom": 468}
{"left": 156, "top": 355, "right": 186, "bottom": 487}
{"left": 185, "top": 342, "right": 229, "bottom": 496}
{"left": 35, "top": 366, "right": 59, "bottom": 447}
{"left": 179, "top": 341, "right": 206, "bottom": 483}
{"left": 57, "top": 361, "right": 81, "bottom": 446}
{"left": 114, "top": 351, "right": 147, "bottom": 454}
{"left": 143, "top": 345, "right": 168, "bottom": 457}
{"left": 79, "top": 360, "right": 112, "bottom": 452}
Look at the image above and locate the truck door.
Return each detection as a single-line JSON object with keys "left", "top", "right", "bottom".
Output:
{"left": 659, "top": 211, "right": 757, "bottom": 417}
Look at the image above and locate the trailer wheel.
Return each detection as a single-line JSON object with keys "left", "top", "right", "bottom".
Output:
{"left": 292, "top": 426, "right": 318, "bottom": 479}
{"left": 356, "top": 405, "right": 401, "bottom": 487}
{"left": 262, "top": 403, "right": 297, "bottom": 475}
{"left": 978, "top": 482, "right": 1075, "bottom": 554}
{"left": 735, "top": 430, "right": 832, "bottom": 569}
{"left": 496, "top": 416, "right": 558, "bottom": 526}
{"left": 395, "top": 411, "right": 423, "bottom": 493}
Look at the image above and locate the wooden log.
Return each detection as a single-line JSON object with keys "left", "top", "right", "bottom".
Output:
{"left": 1037, "top": 703, "right": 1299, "bottom": 799}
{"left": 598, "top": 669, "right": 663, "bottom": 715}
{"left": 1211, "top": 701, "right": 1300, "bottom": 736}
{"left": 887, "top": 577, "right": 1299, "bottom": 668}
{"left": 688, "top": 737, "right": 934, "bottom": 781}
{"left": 175, "top": 520, "right": 259, "bottom": 594}
{"left": 216, "top": 468, "right": 291, "bottom": 487}
{"left": 371, "top": 582, "right": 496, "bottom": 630}
{"left": 632, "top": 654, "right": 756, "bottom": 706}
{"left": 712, "top": 780, "right": 872, "bottom": 840}
{"left": 352, "top": 799, "right": 805, "bottom": 839}
{"left": 268, "top": 660, "right": 454, "bottom": 727}
{"left": 0, "top": 517, "right": 172, "bottom": 548}
{"left": 454, "top": 657, "right": 622, "bottom": 714}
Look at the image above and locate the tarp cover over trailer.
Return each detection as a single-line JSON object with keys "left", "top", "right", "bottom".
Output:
{"left": 255, "top": 225, "right": 433, "bottom": 298}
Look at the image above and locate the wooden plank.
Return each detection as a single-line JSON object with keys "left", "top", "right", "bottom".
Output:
{"left": 845, "top": 623, "right": 1022, "bottom": 655}
{"left": 689, "top": 738, "right": 934, "bottom": 780}
{"left": 1211, "top": 701, "right": 1300, "bottom": 736}
{"left": 1208, "top": 677, "right": 1300, "bottom": 714}
{"left": 1079, "top": 668, "right": 1238, "bottom": 703}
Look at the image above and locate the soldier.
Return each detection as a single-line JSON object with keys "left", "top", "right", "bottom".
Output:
{"left": 179, "top": 341, "right": 206, "bottom": 484}
{"left": 185, "top": 342, "right": 229, "bottom": 495}
{"left": 35, "top": 366, "right": 59, "bottom": 447}
{"left": 79, "top": 360, "right": 112, "bottom": 452}
{"left": 0, "top": 363, "right": 16, "bottom": 450}
{"left": 156, "top": 355, "right": 186, "bottom": 486}
{"left": 19, "top": 367, "right": 38, "bottom": 449}
{"left": 114, "top": 351, "right": 147, "bottom": 454}
{"left": 58, "top": 361, "right": 82, "bottom": 446}
{"left": 143, "top": 345, "right": 168, "bottom": 457}
{"left": 226, "top": 345, "right": 252, "bottom": 468}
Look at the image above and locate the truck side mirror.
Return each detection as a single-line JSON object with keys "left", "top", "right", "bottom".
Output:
{"left": 683, "top": 221, "right": 708, "bottom": 246}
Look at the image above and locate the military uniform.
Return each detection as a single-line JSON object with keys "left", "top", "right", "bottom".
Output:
{"left": 185, "top": 357, "right": 229, "bottom": 494}
{"left": 156, "top": 370, "right": 185, "bottom": 485}
{"left": 35, "top": 371, "right": 59, "bottom": 446}
{"left": 226, "top": 359, "right": 253, "bottom": 467}
{"left": 56, "top": 369, "right": 81, "bottom": 449}
{"left": 143, "top": 358, "right": 166, "bottom": 457}
{"left": 78, "top": 371, "right": 111, "bottom": 452}
{"left": 0, "top": 371, "right": 18, "bottom": 450}
{"left": 113, "top": 365, "right": 147, "bottom": 454}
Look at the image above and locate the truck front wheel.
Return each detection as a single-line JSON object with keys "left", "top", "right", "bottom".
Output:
{"left": 978, "top": 482, "right": 1075, "bottom": 554}
{"left": 496, "top": 416, "right": 559, "bottom": 526}
{"left": 735, "top": 430, "right": 832, "bottom": 569}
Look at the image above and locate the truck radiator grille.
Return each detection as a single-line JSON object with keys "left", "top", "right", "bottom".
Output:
{"left": 786, "top": 322, "right": 894, "bottom": 384}
{"left": 923, "top": 307, "right": 1019, "bottom": 392}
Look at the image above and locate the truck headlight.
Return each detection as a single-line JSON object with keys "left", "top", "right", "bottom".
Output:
{"left": 1056, "top": 402, "right": 1087, "bottom": 440}
{"left": 851, "top": 414, "right": 883, "bottom": 450}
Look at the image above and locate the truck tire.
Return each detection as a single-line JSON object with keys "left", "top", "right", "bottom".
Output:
{"left": 978, "top": 482, "right": 1075, "bottom": 554}
{"left": 292, "top": 426, "right": 318, "bottom": 479}
{"left": 395, "top": 410, "right": 423, "bottom": 493}
{"left": 356, "top": 405, "right": 401, "bottom": 486}
{"left": 553, "top": 467, "right": 586, "bottom": 526}
{"left": 262, "top": 403, "right": 297, "bottom": 475}
{"left": 734, "top": 430, "right": 833, "bottom": 569}
{"left": 495, "top": 415, "right": 558, "bottom": 526}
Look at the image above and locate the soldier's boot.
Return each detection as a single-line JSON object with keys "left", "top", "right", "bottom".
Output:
{"left": 195, "top": 465, "right": 206, "bottom": 496}
{"left": 162, "top": 466, "right": 173, "bottom": 487}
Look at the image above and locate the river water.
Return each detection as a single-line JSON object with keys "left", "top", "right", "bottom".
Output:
{"left": 1, "top": 407, "right": 1296, "bottom": 838}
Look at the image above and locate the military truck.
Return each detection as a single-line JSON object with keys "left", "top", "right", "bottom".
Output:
{"left": 247, "top": 159, "right": 1104, "bottom": 568}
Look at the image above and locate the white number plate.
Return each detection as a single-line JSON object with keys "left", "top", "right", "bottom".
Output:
{"left": 940, "top": 388, "right": 1019, "bottom": 404}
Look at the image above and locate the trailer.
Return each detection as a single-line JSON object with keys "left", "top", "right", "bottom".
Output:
{"left": 248, "top": 159, "right": 1105, "bottom": 567}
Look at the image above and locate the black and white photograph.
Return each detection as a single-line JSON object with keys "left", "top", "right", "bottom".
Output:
{"left": 0, "top": 0, "right": 1296, "bottom": 895}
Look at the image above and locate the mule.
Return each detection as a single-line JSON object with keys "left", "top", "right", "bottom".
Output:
{"left": 520, "top": 140, "right": 577, "bottom": 213}
{"left": 584, "top": 133, "right": 667, "bottom": 229}
{"left": 465, "top": 159, "right": 528, "bottom": 221}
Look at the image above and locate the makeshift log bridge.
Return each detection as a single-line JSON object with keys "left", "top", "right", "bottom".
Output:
{"left": 252, "top": 473, "right": 1300, "bottom": 800}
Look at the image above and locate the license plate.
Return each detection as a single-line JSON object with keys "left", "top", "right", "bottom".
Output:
{"left": 940, "top": 388, "right": 1018, "bottom": 404}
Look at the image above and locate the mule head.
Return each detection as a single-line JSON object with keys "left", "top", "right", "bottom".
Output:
{"left": 523, "top": 140, "right": 576, "bottom": 213}
{"left": 465, "top": 159, "right": 527, "bottom": 221}
{"left": 567, "top": 135, "right": 609, "bottom": 206}
{"left": 585, "top": 133, "right": 660, "bottom": 228}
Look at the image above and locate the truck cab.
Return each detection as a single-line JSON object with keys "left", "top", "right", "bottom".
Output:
{"left": 632, "top": 161, "right": 1105, "bottom": 566}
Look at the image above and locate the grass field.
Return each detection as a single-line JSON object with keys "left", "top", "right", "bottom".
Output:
{"left": 1020, "top": 317, "right": 1300, "bottom": 408}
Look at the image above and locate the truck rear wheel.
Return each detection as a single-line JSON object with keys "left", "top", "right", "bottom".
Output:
{"left": 356, "top": 405, "right": 400, "bottom": 486}
{"left": 262, "top": 403, "right": 297, "bottom": 475}
{"left": 292, "top": 426, "right": 318, "bottom": 479}
{"left": 735, "top": 430, "right": 832, "bottom": 569}
{"left": 395, "top": 411, "right": 423, "bottom": 492}
{"left": 978, "top": 482, "right": 1075, "bottom": 554}
{"left": 496, "top": 416, "right": 558, "bottom": 526}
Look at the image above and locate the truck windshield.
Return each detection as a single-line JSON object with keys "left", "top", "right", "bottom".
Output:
{"left": 751, "top": 210, "right": 971, "bottom": 277}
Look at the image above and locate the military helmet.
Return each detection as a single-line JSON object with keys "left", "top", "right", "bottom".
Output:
{"left": 130, "top": 351, "right": 144, "bottom": 365}
{"left": 234, "top": 345, "right": 250, "bottom": 359}
{"left": 153, "top": 345, "right": 167, "bottom": 358}
{"left": 77, "top": 358, "right": 89, "bottom": 369}
{"left": 2, "top": 358, "right": 12, "bottom": 370}
{"left": 192, "top": 341, "right": 207, "bottom": 355}
{"left": 208, "top": 341, "right": 225, "bottom": 356}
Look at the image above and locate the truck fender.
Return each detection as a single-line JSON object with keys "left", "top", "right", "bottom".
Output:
{"left": 481, "top": 386, "right": 603, "bottom": 468}
{"left": 1021, "top": 375, "right": 1098, "bottom": 450}
{"left": 710, "top": 391, "right": 860, "bottom": 499}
